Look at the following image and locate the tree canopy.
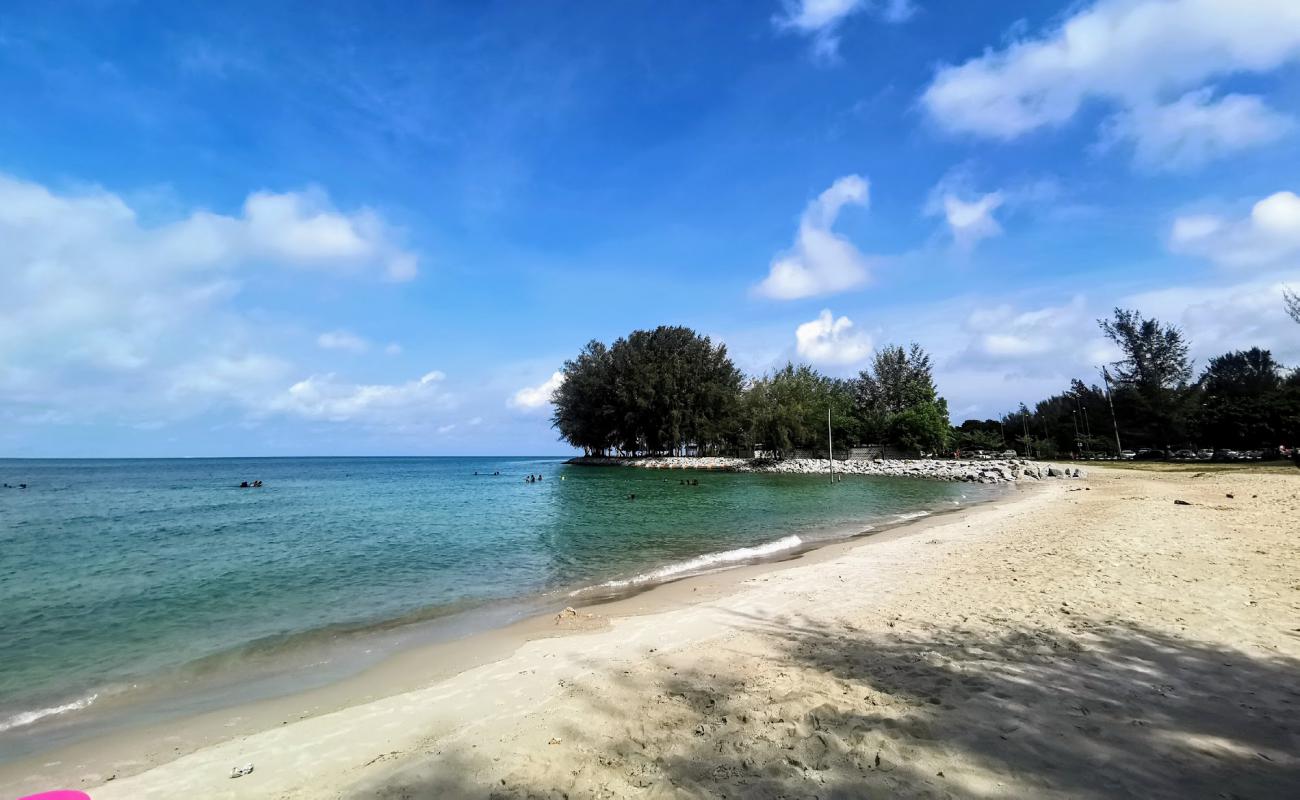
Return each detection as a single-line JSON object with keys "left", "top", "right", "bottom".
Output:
{"left": 854, "top": 344, "right": 950, "bottom": 453}
{"left": 551, "top": 328, "right": 948, "bottom": 457}
{"left": 551, "top": 326, "right": 742, "bottom": 456}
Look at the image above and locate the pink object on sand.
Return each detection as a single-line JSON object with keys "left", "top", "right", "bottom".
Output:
{"left": 18, "top": 792, "right": 92, "bottom": 800}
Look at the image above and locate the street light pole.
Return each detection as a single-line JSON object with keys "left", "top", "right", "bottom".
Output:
{"left": 1099, "top": 368, "right": 1123, "bottom": 455}
{"left": 827, "top": 407, "right": 834, "bottom": 485}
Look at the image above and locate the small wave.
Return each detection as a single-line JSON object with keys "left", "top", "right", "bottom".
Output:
{"left": 581, "top": 535, "right": 805, "bottom": 592}
{"left": 894, "top": 510, "right": 931, "bottom": 522}
{"left": 0, "top": 692, "right": 98, "bottom": 733}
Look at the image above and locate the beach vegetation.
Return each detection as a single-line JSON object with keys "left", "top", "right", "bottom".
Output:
{"left": 552, "top": 330, "right": 949, "bottom": 457}
{"left": 552, "top": 326, "right": 743, "bottom": 456}
{"left": 976, "top": 310, "right": 1300, "bottom": 458}
{"left": 853, "top": 344, "right": 950, "bottom": 453}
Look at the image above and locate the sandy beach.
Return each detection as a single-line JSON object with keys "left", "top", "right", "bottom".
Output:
{"left": 4, "top": 466, "right": 1297, "bottom": 799}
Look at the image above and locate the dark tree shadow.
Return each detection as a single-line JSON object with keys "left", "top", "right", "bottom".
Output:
{"left": 353, "top": 612, "right": 1300, "bottom": 799}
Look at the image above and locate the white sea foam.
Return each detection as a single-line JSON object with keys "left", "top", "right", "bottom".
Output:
{"left": 0, "top": 692, "right": 98, "bottom": 733}
{"left": 582, "top": 535, "right": 805, "bottom": 592}
{"left": 894, "top": 510, "right": 931, "bottom": 522}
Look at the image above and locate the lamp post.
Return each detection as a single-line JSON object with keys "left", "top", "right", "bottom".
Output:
{"left": 1099, "top": 367, "right": 1123, "bottom": 455}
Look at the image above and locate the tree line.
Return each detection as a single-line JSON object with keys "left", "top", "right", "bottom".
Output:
{"left": 552, "top": 303, "right": 1300, "bottom": 460}
{"left": 550, "top": 326, "right": 950, "bottom": 457}
{"left": 955, "top": 307, "right": 1300, "bottom": 458}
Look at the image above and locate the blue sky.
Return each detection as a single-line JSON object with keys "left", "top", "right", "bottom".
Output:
{"left": 3, "top": 0, "right": 1299, "bottom": 456}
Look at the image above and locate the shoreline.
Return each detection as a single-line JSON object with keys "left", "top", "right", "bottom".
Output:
{"left": 0, "top": 481, "right": 1033, "bottom": 796}
{"left": 10, "top": 466, "right": 1294, "bottom": 798}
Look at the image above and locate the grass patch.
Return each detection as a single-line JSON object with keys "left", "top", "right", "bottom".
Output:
{"left": 1090, "top": 461, "right": 1299, "bottom": 475}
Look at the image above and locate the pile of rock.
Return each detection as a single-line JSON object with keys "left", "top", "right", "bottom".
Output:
{"left": 566, "top": 456, "right": 1085, "bottom": 484}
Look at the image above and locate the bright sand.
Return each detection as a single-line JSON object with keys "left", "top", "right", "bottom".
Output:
{"left": 3, "top": 467, "right": 1297, "bottom": 798}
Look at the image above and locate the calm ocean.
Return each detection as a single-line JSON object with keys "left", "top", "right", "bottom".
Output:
{"left": 0, "top": 456, "right": 996, "bottom": 759}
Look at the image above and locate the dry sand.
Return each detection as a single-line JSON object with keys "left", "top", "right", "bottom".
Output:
{"left": 8, "top": 467, "right": 1299, "bottom": 798}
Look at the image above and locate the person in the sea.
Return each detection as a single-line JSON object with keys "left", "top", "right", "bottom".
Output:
{"left": 628, "top": 493, "right": 636, "bottom": 500}
{"left": 239, "top": 481, "right": 249, "bottom": 488}
{"left": 253, "top": 480, "right": 263, "bottom": 488}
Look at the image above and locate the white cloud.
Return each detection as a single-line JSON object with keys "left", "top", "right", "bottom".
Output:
{"left": 1170, "top": 190, "right": 1300, "bottom": 269}
{"left": 756, "top": 175, "right": 874, "bottom": 300}
{"left": 508, "top": 371, "right": 565, "bottom": 411}
{"left": 1102, "top": 90, "right": 1293, "bottom": 170}
{"left": 0, "top": 172, "right": 420, "bottom": 425}
{"left": 269, "top": 370, "right": 452, "bottom": 423}
{"left": 921, "top": 0, "right": 1300, "bottom": 168}
{"left": 959, "top": 296, "right": 1114, "bottom": 375}
{"left": 924, "top": 170, "right": 1061, "bottom": 250}
{"left": 169, "top": 354, "right": 292, "bottom": 406}
{"left": 795, "top": 309, "right": 873, "bottom": 365}
{"left": 880, "top": 0, "right": 916, "bottom": 24}
{"left": 316, "top": 330, "right": 371, "bottom": 353}
{"left": 384, "top": 342, "right": 403, "bottom": 356}
{"left": 1123, "top": 276, "right": 1300, "bottom": 368}
{"left": 773, "top": 0, "right": 914, "bottom": 60}
{"left": 928, "top": 189, "right": 1005, "bottom": 250}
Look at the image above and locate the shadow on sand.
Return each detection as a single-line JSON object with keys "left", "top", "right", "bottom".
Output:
{"left": 358, "top": 611, "right": 1300, "bottom": 799}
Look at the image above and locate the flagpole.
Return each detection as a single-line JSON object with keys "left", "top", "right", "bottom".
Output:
{"left": 827, "top": 407, "right": 834, "bottom": 484}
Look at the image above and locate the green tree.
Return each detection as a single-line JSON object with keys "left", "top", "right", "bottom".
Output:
{"left": 952, "top": 420, "right": 1005, "bottom": 453}
{"left": 743, "top": 364, "right": 856, "bottom": 458}
{"left": 551, "top": 326, "right": 742, "bottom": 456}
{"left": 1098, "top": 308, "right": 1194, "bottom": 447}
{"left": 1193, "top": 348, "right": 1285, "bottom": 450}
{"left": 551, "top": 340, "right": 616, "bottom": 456}
{"left": 853, "top": 343, "right": 950, "bottom": 453}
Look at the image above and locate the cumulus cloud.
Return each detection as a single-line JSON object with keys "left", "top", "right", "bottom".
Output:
{"left": 756, "top": 175, "right": 874, "bottom": 300}
{"left": 921, "top": 0, "right": 1300, "bottom": 169}
{"left": 1170, "top": 190, "right": 1300, "bottom": 270}
{"left": 317, "top": 330, "right": 371, "bottom": 353}
{"left": 0, "top": 172, "right": 420, "bottom": 426}
{"left": 269, "top": 370, "right": 451, "bottom": 423}
{"left": 508, "top": 371, "right": 565, "bottom": 411}
{"left": 795, "top": 309, "right": 873, "bottom": 365}
{"left": 773, "top": 0, "right": 914, "bottom": 60}
{"left": 927, "top": 188, "right": 1005, "bottom": 250}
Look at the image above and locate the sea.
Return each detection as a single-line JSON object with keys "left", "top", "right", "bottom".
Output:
{"left": 0, "top": 456, "right": 1000, "bottom": 762}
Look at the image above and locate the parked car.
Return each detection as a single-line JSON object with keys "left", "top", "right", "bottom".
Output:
{"left": 1196, "top": 449, "right": 1214, "bottom": 460}
{"left": 1172, "top": 449, "right": 1196, "bottom": 460}
{"left": 1134, "top": 448, "right": 1168, "bottom": 460}
{"left": 1119, "top": 450, "right": 1136, "bottom": 460}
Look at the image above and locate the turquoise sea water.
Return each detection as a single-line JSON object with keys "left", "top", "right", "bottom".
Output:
{"left": 0, "top": 456, "right": 996, "bottom": 758}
